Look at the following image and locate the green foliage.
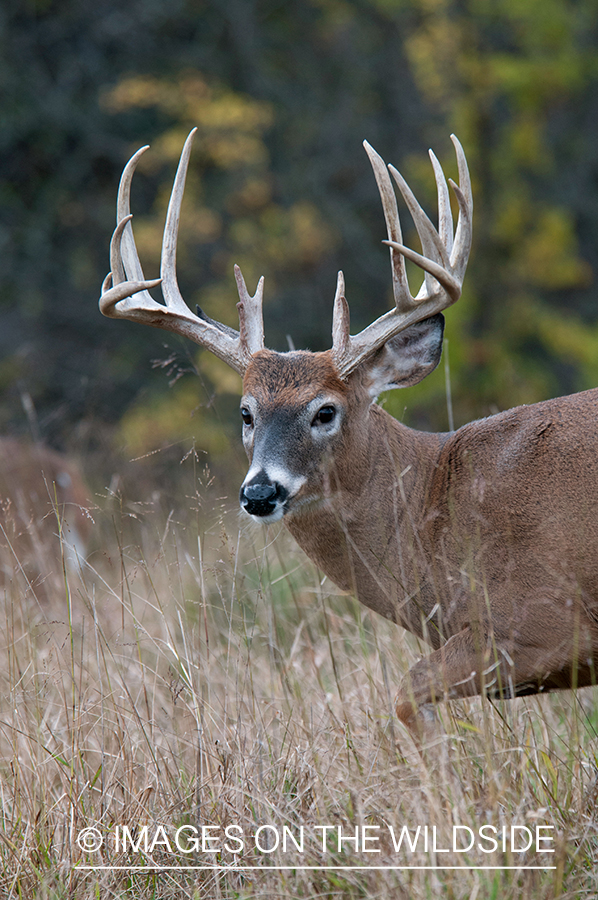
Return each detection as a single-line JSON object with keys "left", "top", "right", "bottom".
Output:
{"left": 103, "top": 72, "right": 338, "bottom": 455}
{"left": 103, "top": 70, "right": 338, "bottom": 296}
{"left": 395, "top": 0, "right": 598, "bottom": 424}
{"left": 1, "top": 0, "right": 598, "bottom": 463}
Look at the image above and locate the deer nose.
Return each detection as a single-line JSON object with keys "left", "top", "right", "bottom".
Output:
{"left": 240, "top": 477, "right": 288, "bottom": 517}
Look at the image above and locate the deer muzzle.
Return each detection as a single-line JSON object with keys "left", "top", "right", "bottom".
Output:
{"left": 240, "top": 472, "right": 289, "bottom": 521}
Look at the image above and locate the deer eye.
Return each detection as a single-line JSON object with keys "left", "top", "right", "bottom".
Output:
{"left": 312, "top": 405, "right": 336, "bottom": 427}
{"left": 241, "top": 407, "right": 253, "bottom": 427}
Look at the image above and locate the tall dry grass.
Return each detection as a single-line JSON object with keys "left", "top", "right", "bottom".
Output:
{"left": 0, "top": 460, "right": 597, "bottom": 898}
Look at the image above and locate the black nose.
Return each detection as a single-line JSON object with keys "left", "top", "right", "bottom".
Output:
{"left": 240, "top": 477, "right": 288, "bottom": 517}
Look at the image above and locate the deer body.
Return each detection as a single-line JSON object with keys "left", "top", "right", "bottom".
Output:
{"left": 242, "top": 349, "right": 598, "bottom": 726}
{"left": 101, "top": 128, "right": 598, "bottom": 734}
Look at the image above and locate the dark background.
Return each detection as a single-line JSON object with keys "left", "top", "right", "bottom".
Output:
{"left": 2, "top": 0, "right": 597, "bottom": 492}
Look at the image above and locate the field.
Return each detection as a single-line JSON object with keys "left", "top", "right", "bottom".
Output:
{"left": 0, "top": 460, "right": 597, "bottom": 899}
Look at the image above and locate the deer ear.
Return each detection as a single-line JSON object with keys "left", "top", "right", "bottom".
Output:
{"left": 359, "top": 313, "right": 445, "bottom": 398}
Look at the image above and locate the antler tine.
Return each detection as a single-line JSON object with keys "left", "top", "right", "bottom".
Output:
{"left": 110, "top": 214, "right": 132, "bottom": 286}
{"left": 429, "top": 149, "right": 453, "bottom": 257}
{"left": 102, "top": 212, "right": 164, "bottom": 310}
{"left": 117, "top": 146, "right": 152, "bottom": 287}
{"left": 331, "top": 270, "right": 350, "bottom": 356}
{"left": 387, "top": 163, "right": 450, "bottom": 283}
{"left": 332, "top": 137, "right": 472, "bottom": 379}
{"left": 382, "top": 238, "right": 461, "bottom": 300}
{"left": 362, "top": 141, "right": 410, "bottom": 312}
{"left": 101, "top": 140, "right": 180, "bottom": 318}
{"left": 449, "top": 134, "right": 473, "bottom": 280}
{"left": 100, "top": 129, "right": 266, "bottom": 375}
{"left": 161, "top": 129, "right": 202, "bottom": 315}
{"left": 234, "top": 265, "right": 265, "bottom": 356}
{"left": 100, "top": 145, "right": 166, "bottom": 316}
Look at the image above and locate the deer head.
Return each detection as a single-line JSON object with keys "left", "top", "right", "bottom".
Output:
{"left": 100, "top": 130, "right": 472, "bottom": 523}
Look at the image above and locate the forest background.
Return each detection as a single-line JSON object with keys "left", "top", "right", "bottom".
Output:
{"left": 2, "top": 0, "right": 598, "bottom": 496}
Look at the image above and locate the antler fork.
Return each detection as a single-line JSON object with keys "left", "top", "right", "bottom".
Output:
{"left": 100, "top": 129, "right": 265, "bottom": 375}
{"left": 332, "top": 135, "right": 473, "bottom": 378}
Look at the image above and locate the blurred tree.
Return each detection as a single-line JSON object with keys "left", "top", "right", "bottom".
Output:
{"left": 0, "top": 0, "right": 425, "bottom": 461}
{"left": 104, "top": 72, "right": 334, "bottom": 454}
{"left": 1, "top": 0, "right": 597, "bottom": 476}
{"left": 394, "top": 0, "right": 598, "bottom": 424}
{"left": 0, "top": 0, "right": 193, "bottom": 446}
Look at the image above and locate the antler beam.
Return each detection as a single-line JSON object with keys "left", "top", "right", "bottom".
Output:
{"left": 332, "top": 135, "right": 472, "bottom": 378}
{"left": 100, "top": 129, "right": 265, "bottom": 375}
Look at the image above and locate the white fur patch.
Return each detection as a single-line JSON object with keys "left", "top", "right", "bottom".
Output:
{"left": 247, "top": 506, "right": 286, "bottom": 525}
{"left": 242, "top": 464, "right": 306, "bottom": 499}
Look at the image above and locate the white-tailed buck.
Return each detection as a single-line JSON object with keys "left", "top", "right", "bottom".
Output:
{"left": 101, "top": 129, "right": 598, "bottom": 736}
{"left": 0, "top": 438, "right": 91, "bottom": 592}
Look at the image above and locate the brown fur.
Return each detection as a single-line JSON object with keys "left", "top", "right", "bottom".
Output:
{"left": 243, "top": 350, "right": 598, "bottom": 734}
{"left": 244, "top": 350, "right": 351, "bottom": 406}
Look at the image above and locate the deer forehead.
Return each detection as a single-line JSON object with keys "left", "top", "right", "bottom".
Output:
{"left": 242, "top": 349, "right": 351, "bottom": 410}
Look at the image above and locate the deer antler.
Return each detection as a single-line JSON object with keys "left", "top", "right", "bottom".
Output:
{"left": 332, "top": 135, "right": 472, "bottom": 378}
{"left": 100, "top": 129, "right": 265, "bottom": 375}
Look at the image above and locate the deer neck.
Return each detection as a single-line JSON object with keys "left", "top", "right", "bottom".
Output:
{"left": 284, "top": 405, "right": 444, "bottom": 633}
